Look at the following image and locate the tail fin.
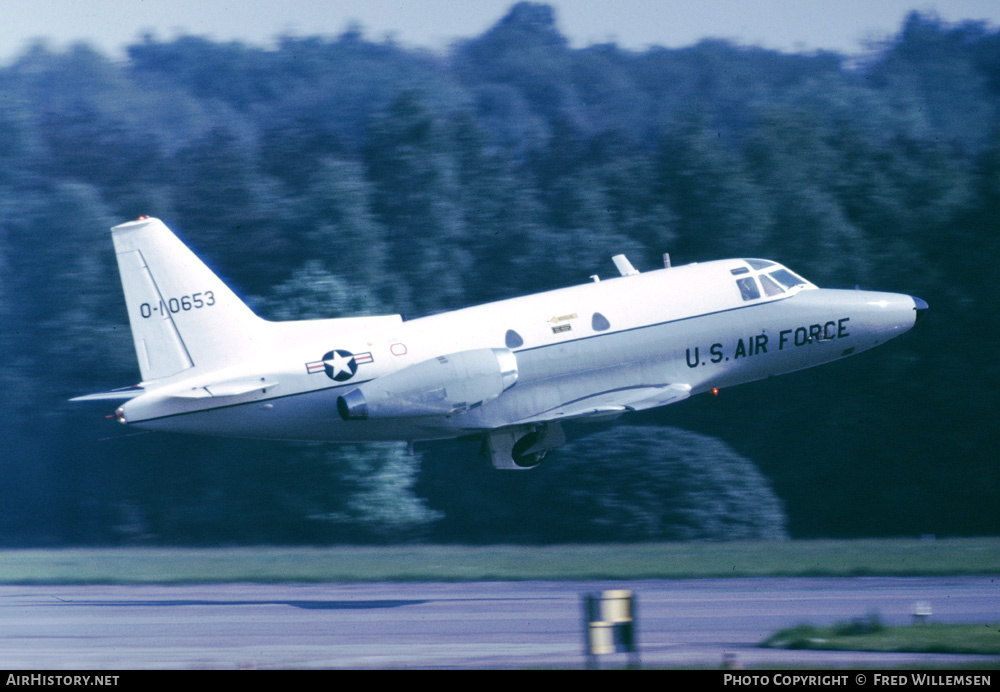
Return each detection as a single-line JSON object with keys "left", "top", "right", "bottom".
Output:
{"left": 111, "top": 217, "right": 264, "bottom": 381}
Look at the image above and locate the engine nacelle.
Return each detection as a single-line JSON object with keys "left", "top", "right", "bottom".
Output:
{"left": 337, "top": 348, "right": 518, "bottom": 420}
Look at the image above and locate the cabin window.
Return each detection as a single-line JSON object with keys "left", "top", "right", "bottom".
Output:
{"left": 769, "top": 269, "right": 807, "bottom": 289}
{"left": 592, "top": 312, "right": 610, "bottom": 331}
{"left": 505, "top": 329, "right": 524, "bottom": 349}
{"left": 746, "top": 259, "right": 775, "bottom": 270}
{"left": 736, "top": 277, "right": 760, "bottom": 301}
{"left": 730, "top": 267, "right": 750, "bottom": 275}
{"left": 758, "top": 273, "right": 784, "bottom": 297}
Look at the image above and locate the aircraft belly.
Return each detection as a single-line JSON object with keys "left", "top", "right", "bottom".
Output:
{"left": 135, "top": 386, "right": 444, "bottom": 442}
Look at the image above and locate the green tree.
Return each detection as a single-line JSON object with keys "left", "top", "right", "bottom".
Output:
{"left": 298, "top": 158, "right": 394, "bottom": 303}
{"left": 420, "top": 427, "right": 787, "bottom": 542}
{"left": 656, "top": 119, "right": 774, "bottom": 262}
{"left": 251, "top": 260, "right": 385, "bottom": 320}
{"left": 299, "top": 443, "right": 442, "bottom": 541}
{"left": 364, "top": 92, "right": 474, "bottom": 313}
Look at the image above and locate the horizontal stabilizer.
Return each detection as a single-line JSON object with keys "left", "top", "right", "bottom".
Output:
{"left": 70, "top": 386, "right": 145, "bottom": 402}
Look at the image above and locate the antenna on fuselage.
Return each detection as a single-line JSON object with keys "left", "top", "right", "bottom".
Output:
{"left": 612, "top": 254, "right": 639, "bottom": 277}
{"left": 662, "top": 253, "right": 671, "bottom": 269}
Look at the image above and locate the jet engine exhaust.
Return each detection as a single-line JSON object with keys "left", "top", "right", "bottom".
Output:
{"left": 337, "top": 389, "right": 367, "bottom": 421}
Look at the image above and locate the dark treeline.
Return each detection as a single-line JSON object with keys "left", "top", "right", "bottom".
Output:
{"left": 2, "top": 3, "right": 997, "bottom": 544}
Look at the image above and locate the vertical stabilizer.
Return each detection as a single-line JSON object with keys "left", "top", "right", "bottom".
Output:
{"left": 111, "top": 217, "right": 264, "bottom": 381}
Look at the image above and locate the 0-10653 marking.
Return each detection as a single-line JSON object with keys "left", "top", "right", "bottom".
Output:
{"left": 139, "top": 290, "right": 215, "bottom": 318}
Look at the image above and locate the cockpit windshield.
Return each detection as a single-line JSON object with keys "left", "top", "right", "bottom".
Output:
{"left": 733, "top": 260, "right": 812, "bottom": 302}
{"left": 758, "top": 273, "right": 784, "bottom": 297}
{"left": 768, "top": 268, "right": 808, "bottom": 289}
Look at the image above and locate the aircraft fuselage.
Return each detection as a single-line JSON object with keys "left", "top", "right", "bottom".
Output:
{"left": 116, "top": 256, "right": 922, "bottom": 444}
{"left": 76, "top": 218, "right": 925, "bottom": 468}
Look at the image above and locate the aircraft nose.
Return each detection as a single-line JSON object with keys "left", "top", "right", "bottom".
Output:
{"left": 912, "top": 296, "right": 929, "bottom": 323}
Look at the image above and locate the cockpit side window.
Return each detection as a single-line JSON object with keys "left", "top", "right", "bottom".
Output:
{"left": 745, "top": 259, "right": 775, "bottom": 270}
{"left": 736, "top": 277, "right": 761, "bottom": 301}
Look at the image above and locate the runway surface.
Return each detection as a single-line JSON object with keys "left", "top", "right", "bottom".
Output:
{"left": 1, "top": 577, "right": 997, "bottom": 669}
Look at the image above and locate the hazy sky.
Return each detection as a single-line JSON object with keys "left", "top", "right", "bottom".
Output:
{"left": 4, "top": 0, "right": 1000, "bottom": 63}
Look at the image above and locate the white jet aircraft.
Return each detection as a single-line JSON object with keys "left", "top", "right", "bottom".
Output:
{"left": 74, "top": 217, "right": 927, "bottom": 468}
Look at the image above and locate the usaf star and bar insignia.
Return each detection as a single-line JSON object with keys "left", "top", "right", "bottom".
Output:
{"left": 305, "top": 350, "right": 374, "bottom": 381}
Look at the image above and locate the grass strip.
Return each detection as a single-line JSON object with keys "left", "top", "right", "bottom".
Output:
{"left": 763, "top": 621, "right": 1000, "bottom": 656}
{"left": 0, "top": 537, "right": 996, "bottom": 583}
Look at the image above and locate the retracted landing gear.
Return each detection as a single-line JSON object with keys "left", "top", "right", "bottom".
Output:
{"left": 482, "top": 423, "right": 566, "bottom": 470}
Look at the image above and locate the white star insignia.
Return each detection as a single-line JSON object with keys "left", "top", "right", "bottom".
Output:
{"left": 324, "top": 351, "right": 354, "bottom": 378}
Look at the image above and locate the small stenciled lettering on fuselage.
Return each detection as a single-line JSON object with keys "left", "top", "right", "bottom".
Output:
{"left": 685, "top": 317, "right": 850, "bottom": 368}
